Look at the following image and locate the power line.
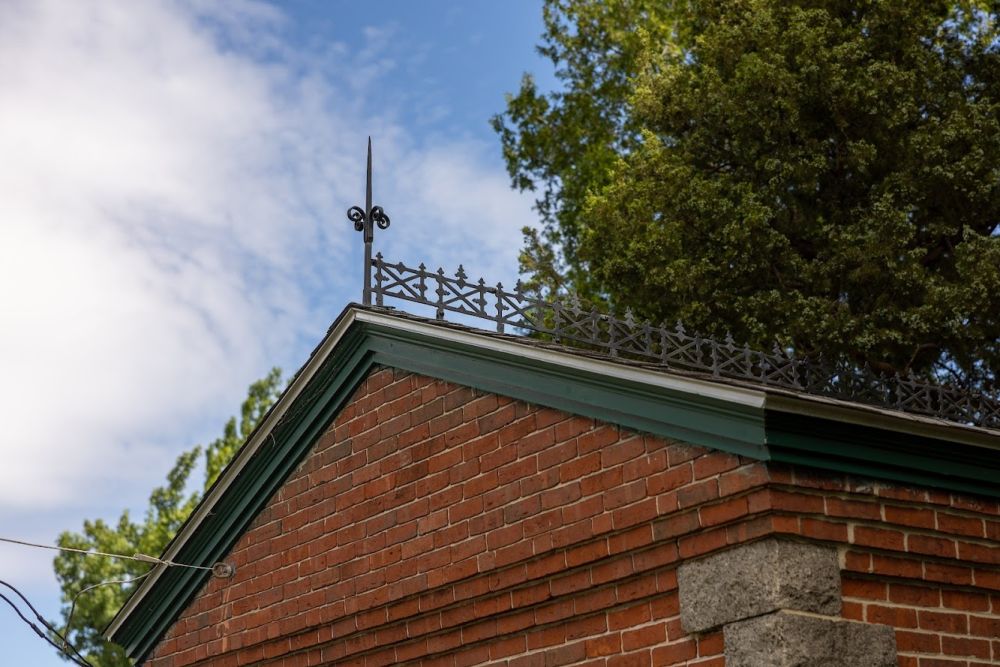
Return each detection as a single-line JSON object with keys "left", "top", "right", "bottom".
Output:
{"left": 0, "top": 579, "right": 81, "bottom": 656}
{"left": 0, "top": 579, "right": 91, "bottom": 665}
{"left": 1, "top": 536, "right": 236, "bottom": 663}
{"left": 0, "top": 537, "right": 236, "bottom": 667}
{"left": 0, "top": 535, "right": 232, "bottom": 575}
{"left": 63, "top": 572, "right": 153, "bottom": 655}
{"left": 0, "top": 579, "right": 94, "bottom": 667}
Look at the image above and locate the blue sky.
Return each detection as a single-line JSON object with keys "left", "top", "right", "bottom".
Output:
{"left": 0, "top": 1, "right": 553, "bottom": 663}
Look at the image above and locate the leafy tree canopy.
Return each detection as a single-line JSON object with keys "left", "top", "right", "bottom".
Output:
{"left": 495, "top": 0, "right": 1000, "bottom": 386}
{"left": 51, "top": 369, "right": 282, "bottom": 666}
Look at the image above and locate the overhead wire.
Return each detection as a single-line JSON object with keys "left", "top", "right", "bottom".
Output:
{"left": 0, "top": 535, "right": 216, "bottom": 571}
{"left": 0, "top": 580, "right": 94, "bottom": 667}
{"left": 0, "top": 579, "right": 89, "bottom": 663}
{"left": 1, "top": 536, "right": 235, "bottom": 663}
{"left": 62, "top": 571, "right": 154, "bottom": 656}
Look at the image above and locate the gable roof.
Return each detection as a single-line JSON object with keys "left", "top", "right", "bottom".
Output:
{"left": 106, "top": 304, "right": 1000, "bottom": 661}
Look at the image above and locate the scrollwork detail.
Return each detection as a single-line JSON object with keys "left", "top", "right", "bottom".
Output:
{"left": 371, "top": 206, "right": 391, "bottom": 230}
{"left": 346, "top": 206, "right": 366, "bottom": 232}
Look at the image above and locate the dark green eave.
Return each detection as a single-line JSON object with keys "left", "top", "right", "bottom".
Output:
{"left": 765, "top": 409, "right": 1000, "bottom": 497}
{"left": 106, "top": 306, "right": 1000, "bottom": 662}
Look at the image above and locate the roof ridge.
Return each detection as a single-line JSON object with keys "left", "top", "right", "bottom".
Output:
{"left": 367, "top": 255, "right": 999, "bottom": 430}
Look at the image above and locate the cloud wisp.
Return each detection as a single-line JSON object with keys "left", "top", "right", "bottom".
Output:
{"left": 0, "top": 0, "right": 532, "bottom": 533}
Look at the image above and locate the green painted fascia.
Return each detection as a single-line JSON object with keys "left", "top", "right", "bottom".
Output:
{"left": 362, "top": 322, "right": 767, "bottom": 459}
{"left": 111, "top": 324, "right": 376, "bottom": 659}
{"left": 111, "top": 316, "right": 767, "bottom": 661}
{"left": 765, "top": 410, "right": 1000, "bottom": 498}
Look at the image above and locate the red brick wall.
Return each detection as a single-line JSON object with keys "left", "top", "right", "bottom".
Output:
{"left": 748, "top": 465, "right": 1000, "bottom": 666}
{"left": 147, "top": 367, "right": 1000, "bottom": 667}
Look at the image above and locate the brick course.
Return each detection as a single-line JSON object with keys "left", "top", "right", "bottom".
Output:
{"left": 148, "top": 367, "right": 1000, "bottom": 666}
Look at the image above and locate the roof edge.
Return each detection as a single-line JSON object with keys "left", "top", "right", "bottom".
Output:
{"left": 106, "top": 306, "right": 770, "bottom": 657}
{"left": 105, "top": 306, "right": 365, "bottom": 641}
{"left": 106, "top": 305, "right": 1000, "bottom": 659}
{"left": 765, "top": 392, "right": 1000, "bottom": 452}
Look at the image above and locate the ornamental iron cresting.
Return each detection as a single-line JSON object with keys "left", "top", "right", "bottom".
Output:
{"left": 346, "top": 143, "right": 999, "bottom": 430}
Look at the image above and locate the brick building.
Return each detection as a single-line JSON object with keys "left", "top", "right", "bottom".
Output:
{"left": 107, "top": 305, "right": 1000, "bottom": 666}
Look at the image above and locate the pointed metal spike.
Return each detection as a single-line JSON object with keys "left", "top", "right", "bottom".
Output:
{"left": 366, "top": 137, "right": 373, "bottom": 216}
{"left": 376, "top": 251, "right": 384, "bottom": 260}
{"left": 456, "top": 264, "right": 467, "bottom": 280}
{"left": 418, "top": 262, "right": 426, "bottom": 271}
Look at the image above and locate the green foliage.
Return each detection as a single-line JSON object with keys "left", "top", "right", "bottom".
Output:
{"left": 205, "top": 368, "right": 283, "bottom": 489}
{"left": 496, "top": 0, "right": 1000, "bottom": 385}
{"left": 492, "top": 0, "right": 678, "bottom": 298}
{"left": 51, "top": 370, "right": 282, "bottom": 665}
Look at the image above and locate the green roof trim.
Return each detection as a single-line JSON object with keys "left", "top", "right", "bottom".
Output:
{"left": 108, "top": 307, "right": 1000, "bottom": 662}
{"left": 110, "top": 320, "right": 377, "bottom": 659}
{"left": 765, "top": 410, "right": 1000, "bottom": 498}
{"left": 364, "top": 321, "right": 768, "bottom": 458}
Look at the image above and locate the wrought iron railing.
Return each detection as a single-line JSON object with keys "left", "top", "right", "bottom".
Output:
{"left": 345, "top": 141, "right": 999, "bottom": 430}
{"left": 367, "top": 255, "right": 1000, "bottom": 430}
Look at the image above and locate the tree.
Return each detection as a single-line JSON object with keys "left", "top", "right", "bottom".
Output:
{"left": 51, "top": 369, "right": 283, "bottom": 666}
{"left": 495, "top": 0, "right": 1000, "bottom": 387}
{"left": 492, "top": 0, "right": 677, "bottom": 299}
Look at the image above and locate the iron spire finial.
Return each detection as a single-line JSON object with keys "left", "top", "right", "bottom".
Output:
{"left": 347, "top": 136, "right": 390, "bottom": 304}
{"left": 365, "top": 137, "right": 372, "bottom": 222}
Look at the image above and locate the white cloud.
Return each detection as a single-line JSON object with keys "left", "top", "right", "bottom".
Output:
{"left": 0, "top": 10, "right": 539, "bottom": 667}
{"left": 0, "top": 0, "right": 533, "bottom": 525}
{"left": 388, "top": 141, "right": 534, "bottom": 286}
{"left": 0, "top": 0, "right": 305, "bottom": 510}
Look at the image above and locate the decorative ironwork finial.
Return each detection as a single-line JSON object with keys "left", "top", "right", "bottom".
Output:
{"left": 347, "top": 137, "right": 391, "bottom": 305}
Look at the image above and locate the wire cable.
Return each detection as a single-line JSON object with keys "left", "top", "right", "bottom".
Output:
{"left": 0, "top": 536, "right": 215, "bottom": 571}
{"left": 1, "top": 535, "right": 234, "bottom": 661}
{"left": 0, "top": 587, "right": 93, "bottom": 667}
{"left": 62, "top": 572, "right": 154, "bottom": 656}
{"left": 2, "top": 535, "right": 235, "bottom": 664}
{"left": 0, "top": 579, "right": 92, "bottom": 666}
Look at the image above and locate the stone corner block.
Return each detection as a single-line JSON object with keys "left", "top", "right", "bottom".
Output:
{"left": 677, "top": 538, "right": 840, "bottom": 633}
{"left": 724, "top": 611, "right": 897, "bottom": 667}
